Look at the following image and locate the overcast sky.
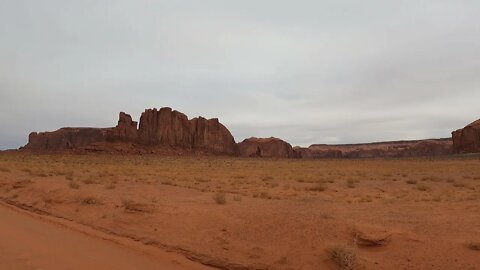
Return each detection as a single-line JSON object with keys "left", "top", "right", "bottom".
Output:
{"left": 1, "top": 1, "right": 479, "bottom": 149}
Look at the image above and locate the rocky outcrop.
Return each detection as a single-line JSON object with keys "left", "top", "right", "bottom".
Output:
{"left": 292, "top": 147, "right": 313, "bottom": 159}
{"left": 138, "top": 108, "right": 237, "bottom": 155}
{"left": 306, "top": 139, "right": 452, "bottom": 158}
{"left": 452, "top": 119, "right": 480, "bottom": 153}
{"left": 23, "top": 107, "right": 470, "bottom": 158}
{"left": 24, "top": 108, "right": 237, "bottom": 155}
{"left": 190, "top": 116, "right": 238, "bottom": 155}
{"left": 108, "top": 112, "right": 138, "bottom": 141}
{"left": 25, "top": 128, "right": 111, "bottom": 151}
{"left": 238, "top": 137, "right": 295, "bottom": 158}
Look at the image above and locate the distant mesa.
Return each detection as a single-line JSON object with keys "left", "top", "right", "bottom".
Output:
{"left": 24, "top": 107, "right": 237, "bottom": 155}
{"left": 305, "top": 139, "right": 452, "bottom": 158}
{"left": 452, "top": 119, "right": 480, "bottom": 153}
{"left": 20, "top": 107, "right": 480, "bottom": 158}
{"left": 238, "top": 137, "right": 296, "bottom": 158}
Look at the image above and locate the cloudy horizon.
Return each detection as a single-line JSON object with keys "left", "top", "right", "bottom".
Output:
{"left": 1, "top": 1, "right": 479, "bottom": 150}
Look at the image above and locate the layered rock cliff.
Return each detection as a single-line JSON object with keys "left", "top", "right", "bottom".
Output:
{"left": 238, "top": 137, "right": 296, "bottom": 158}
{"left": 306, "top": 139, "right": 452, "bottom": 158}
{"left": 24, "top": 107, "right": 477, "bottom": 158}
{"left": 24, "top": 108, "right": 237, "bottom": 155}
{"left": 452, "top": 119, "right": 480, "bottom": 153}
{"left": 137, "top": 108, "right": 237, "bottom": 155}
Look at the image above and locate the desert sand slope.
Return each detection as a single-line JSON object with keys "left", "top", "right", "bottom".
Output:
{"left": 0, "top": 202, "right": 211, "bottom": 270}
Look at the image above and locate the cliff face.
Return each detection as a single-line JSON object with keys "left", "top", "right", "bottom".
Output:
{"left": 452, "top": 119, "right": 480, "bottom": 153}
{"left": 23, "top": 107, "right": 473, "bottom": 158}
{"left": 26, "top": 128, "right": 111, "bottom": 151}
{"left": 24, "top": 108, "right": 237, "bottom": 155}
{"left": 108, "top": 112, "right": 138, "bottom": 141}
{"left": 306, "top": 139, "right": 452, "bottom": 158}
{"left": 137, "top": 108, "right": 237, "bottom": 155}
{"left": 237, "top": 137, "right": 296, "bottom": 158}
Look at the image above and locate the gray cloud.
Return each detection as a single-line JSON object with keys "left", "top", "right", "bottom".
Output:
{"left": 1, "top": 0, "right": 479, "bottom": 149}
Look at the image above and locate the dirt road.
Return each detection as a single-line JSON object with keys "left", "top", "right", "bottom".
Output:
{"left": 0, "top": 202, "right": 212, "bottom": 270}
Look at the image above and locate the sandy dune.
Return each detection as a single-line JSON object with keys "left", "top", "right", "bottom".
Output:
{"left": 0, "top": 202, "right": 211, "bottom": 270}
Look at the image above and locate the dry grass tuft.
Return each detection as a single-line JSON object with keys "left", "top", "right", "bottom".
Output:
{"left": 69, "top": 182, "right": 80, "bottom": 189}
{"left": 105, "top": 183, "right": 116, "bottom": 190}
{"left": 122, "top": 199, "right": 155, "bottom": 213}
{"left": 416, "top": 184, "right": 431, "bottom": 192}
{"left": 0, "top": 167, "right": 11, "bottom": 173}
{"left": 307, "top": 183, "right": 326, "bottom": 192}
{"left": 326, "top": 244, "right": 357, "bottom": 270}
{"left": 467, "top": 242, "right": 480, "bottom": 251}
{"left": 81, "top": 196, "right": 99, "bottom": 205}
{"left": 213, "top": 192, "right": 226, "bottom": 204}
{"left": 453, "top": 182, "right": 465, "bottom": 188}
{"left": 346, "top": 180, "right": 356, "bottom": 189}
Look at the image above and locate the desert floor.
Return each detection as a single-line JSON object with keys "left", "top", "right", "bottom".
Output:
{"left": 0, "top": 153, "right": 479, "bottom": 270}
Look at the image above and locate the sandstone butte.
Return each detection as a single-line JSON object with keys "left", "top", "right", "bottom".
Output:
{"left": 21, "top": 107, "right": 479, "bottom": 158}
{"left": 452, "top": 119, "right": 480, "bottom": 153}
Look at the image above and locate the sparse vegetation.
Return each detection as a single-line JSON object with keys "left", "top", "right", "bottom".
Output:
{"left": 453, "top": 182, "right": 465, "bottom": 188}
{"left": 81, "top": 196, "right": 98, "bottom": 205}
{"left": 467, "top": 242, "right": 480, "bottom": 251}
{"left": 346, "top": 179, "right": 355, "bottom": 188}
{"left": 1, "top": 153, "right": 480, "bottom": 269}
{"left": 105, "top": 183, "right": 116, "bottom": 190}
{"left": 69, "top": 182, "right": 80, "bottom": 189}
{"left": 326, "top": 244, "right": 357, "bottom": 270}
{"left": 416, "top": 184, "right": 431, "bottom": 192}
{"left": 213, "top": 192, "right": 226, "bottom": 204}
{"left": 307, "top": 183, "right": 326, "bottom": 192}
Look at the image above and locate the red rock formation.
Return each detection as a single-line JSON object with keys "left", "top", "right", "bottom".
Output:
{"left": 137, "top": 108, "right": 237, "bottom": 155}
{"left": 292, "top": 147, "right": 313, "bottom": 158}
{"left": 138, "top": 108, "right": 192, "bottom": 147}
{"left": 25, "top": 128, "right": 111, "bottom": 151}
{"left": 108, "top": 112, "right": 138, "bottom": 141}
{"left": 452, "top": 119, "right": 480, "bottom": 153}
{"left": 307, "top": 139, "right": 452, "bottom": 158}
{"left": 190, "top": 117, "right": 238, "bottom": 155}
{"left": 238, "top": 137, "right": 295, "bottom": 158}
{"left": 24, "top": 107, "right": 237, "bottom": 155}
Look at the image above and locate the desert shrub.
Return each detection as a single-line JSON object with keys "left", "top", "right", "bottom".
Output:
{"left": 358, "top": 196, "right": 372, "bottom": 203}
{"left": 446, "top": 177, "right": 455, "bottom": 183}
{"left": 453, "top": 182, "right": 465, "bottom": 188}
{"left": 69, "top": 182, "right": 80, "bottom": 189}
{"left": 405, "top": 180, "right": 417, "bottom": 185}
{"left": 82, "top": 177, "right": 96, "bottom": 184}
{"left": 213, "top": 192, "right": 226, "bottom": 204}
{"left": 467, "top": 242, "right": 480, "bottom": 251}
{"left": 33, "top": 171, "right": 49, "bottom": 177}
{"left": 121, "top": 199, "right": 154, "bottom": 213}
{"left": 161, "top": 179, "right": 174, "bottom": 185}
{"left": 262, "top": 176, "right": 274, "bottom": 181}
{"left": 194, "top": 177, "right": 210, "bottom": 183}
{"left": 105, "top": 183, "right": 116, "bottom": 190}
{"left": 307, "top": 184, "right": 326, "bottom": 192}
{"left": 81, "top": 196, "right": 98, "bottom": 205}
{"left": 346, "top": 180, "right": 355, "bottom": 189}
{"left": 326, "top": 244, "right": 357, "bottom": 270}
{"left": 65, "top": 171, "right": 74, "bottom": 181}
{"left": 259, "top": 191, "right": 272, "bottom": 199}
{"left": 0, "top": 167, "right": 11, "bottom": 173}
{"left": 416, "top": 184, "right": 431, "bottom": 192}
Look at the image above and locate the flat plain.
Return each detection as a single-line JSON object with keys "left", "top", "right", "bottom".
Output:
{"left": 0, "top": 153, "right": 479, "bottom": 269}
